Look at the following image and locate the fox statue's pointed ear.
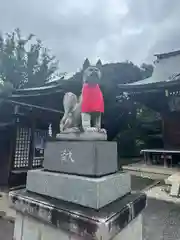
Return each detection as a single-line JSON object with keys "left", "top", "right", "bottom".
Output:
{"left": 83, "top": 58, "right": 90, "bottom": 70}
{"left": 96, "top": 59, "right": 102, "bottom": 70}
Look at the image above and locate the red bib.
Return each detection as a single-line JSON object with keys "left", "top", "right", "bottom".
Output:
{"left": 81, "top": 83, "right": 104, "bottom": 113}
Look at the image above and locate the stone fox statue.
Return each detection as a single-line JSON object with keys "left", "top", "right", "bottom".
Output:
{"left": 81, "top": 65, "right": 104, "bottom": 131}
{"left": 60, "top": 64, "right": 105, "bottom": 133}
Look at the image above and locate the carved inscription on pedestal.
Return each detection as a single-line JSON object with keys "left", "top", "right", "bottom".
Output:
{"left": 60, "top": 149, "right": 75, "bottom": 163}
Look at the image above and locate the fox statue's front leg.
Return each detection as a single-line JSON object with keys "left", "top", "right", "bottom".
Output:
{"left": 81, "top": 113, "right": 91, "bottom": 130}
{"left": 81, "top": 112, "right": 97, "bottom": 132}
{"left": 93, "top": 112, "right": 101, "bottom": 129}
{"left": 94, "top": 113, "right": 106, "bottom": 134}
{"left": 81, "top": 112, "right": 103, "bottom": 132}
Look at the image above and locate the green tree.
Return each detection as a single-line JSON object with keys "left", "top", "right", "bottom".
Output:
{"left": 0, "top": 28, "right": 59, "bottom": 89}
{"left": 0, "top": 78, "right": 13, "bottom": 96}
{"left": 140, "top": 63, "right": 154, "bottom": 79}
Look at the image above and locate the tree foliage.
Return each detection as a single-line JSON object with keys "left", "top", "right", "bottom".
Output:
{"left": 0, "top": 28, "right": 59, "bottom": 89}
{"left": 140, "top": 63, "right": 154, "bottom": 79}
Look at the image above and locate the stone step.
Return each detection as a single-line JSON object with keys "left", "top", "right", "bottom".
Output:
{"left": 9, "top": 189, "right": 146, "bottom": 240}
{"left": 26, "top": 170, "right": 131, "bottom": 209}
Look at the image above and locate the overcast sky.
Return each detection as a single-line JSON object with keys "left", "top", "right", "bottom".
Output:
{"left": 0, "top": 0, "right": 180, "bottom": 72}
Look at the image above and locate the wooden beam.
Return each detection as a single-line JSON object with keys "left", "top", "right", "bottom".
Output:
{"left": 4, "top": 99, "right": 64, "bottom": 114}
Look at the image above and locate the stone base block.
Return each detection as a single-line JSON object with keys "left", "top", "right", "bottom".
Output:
{"left": 44, "top": 141, "right": 118, "bottom": 176}
{"left": 13, "top": 212, "right": 143, "bottom": 240}
{"left": 10, "top": 189, "right": 146, "bottom": 240}
{"left": 56, "top": 131, "right": 107, "bottom": 141}
{"left": 26, "top": 170, "right": 131, "bottom": 209}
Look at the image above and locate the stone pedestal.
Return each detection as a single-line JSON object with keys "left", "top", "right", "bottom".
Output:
{"left": 56, "top": 131, "right": 107, "bottom": 141}
{"left": 26, "top": 170, "right": 131, "bottom": 209}
{"left": 10, "top": 189, "right": 146, "bottom": 240}
{"left": 10, "top": 139, "right": 146, "bottom": 239}
{"left": 44, "top": 141, "right": 118, "bottom": 176}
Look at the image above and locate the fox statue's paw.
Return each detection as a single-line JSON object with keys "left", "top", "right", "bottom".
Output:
{"left": 84, "top": 127, "right": 98, "bottom": 132}
{"left": 62, "top": 127, "right": 81, "bottom": 134}
{"left": 84, "top": 127, "right": 107, "bottom": 134}
{"left": 99, "top": 128, "right": 107, "bottom": 134}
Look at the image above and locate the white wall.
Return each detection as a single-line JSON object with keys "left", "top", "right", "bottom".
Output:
{"left": 152, "top": 54, "right": 180, "bottom": 82}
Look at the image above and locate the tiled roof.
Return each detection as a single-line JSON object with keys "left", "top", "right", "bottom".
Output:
{"left": 154, "top": 49, "right": 180, "bottom": 59}
{"left": 118, "top": 74, "right": 180, "bottom": 92}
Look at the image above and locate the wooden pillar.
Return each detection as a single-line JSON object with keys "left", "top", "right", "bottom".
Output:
{"left": 161, "top": 112, "right": 166, "bottom": 148}
{"left": 28, "top": 117, "right": 35, "bottom": 170}
{"left": 7, "top": 124, "right": 17, "bottom": 180}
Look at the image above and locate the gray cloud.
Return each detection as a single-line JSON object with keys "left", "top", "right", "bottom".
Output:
{"left": 0, "top": 0, "right": 179, "bottom": 71}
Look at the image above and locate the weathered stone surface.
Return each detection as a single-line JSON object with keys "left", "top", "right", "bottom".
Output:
{"left": 26, "top": 170, "right": 131, "bottom": 209}
{"left": 9, "top": 189, "right": 146, "bottom": 240}
{"left": 43, "top": 141, "right": 118, "bottom": 176}
{"left": 13, "top": 212, "right": 143, "bottom": 240}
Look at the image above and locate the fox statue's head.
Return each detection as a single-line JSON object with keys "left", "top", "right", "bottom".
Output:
{"left": 83, "top": 62, "right": 102, "bottom": 85}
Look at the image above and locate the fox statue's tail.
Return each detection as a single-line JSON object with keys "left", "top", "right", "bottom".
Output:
{"left": 60, "top": 92, "right": 80, "bottom": 132}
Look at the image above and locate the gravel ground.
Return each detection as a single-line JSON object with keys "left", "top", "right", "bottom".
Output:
{"left": 144, "top": 197, "right": 180, "bottom": 240}
{"left": 131, "top": 175, "right": 155, "bottom": 191}
{"left": 0, "top": 218, "right": 14, "bottom": 240}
